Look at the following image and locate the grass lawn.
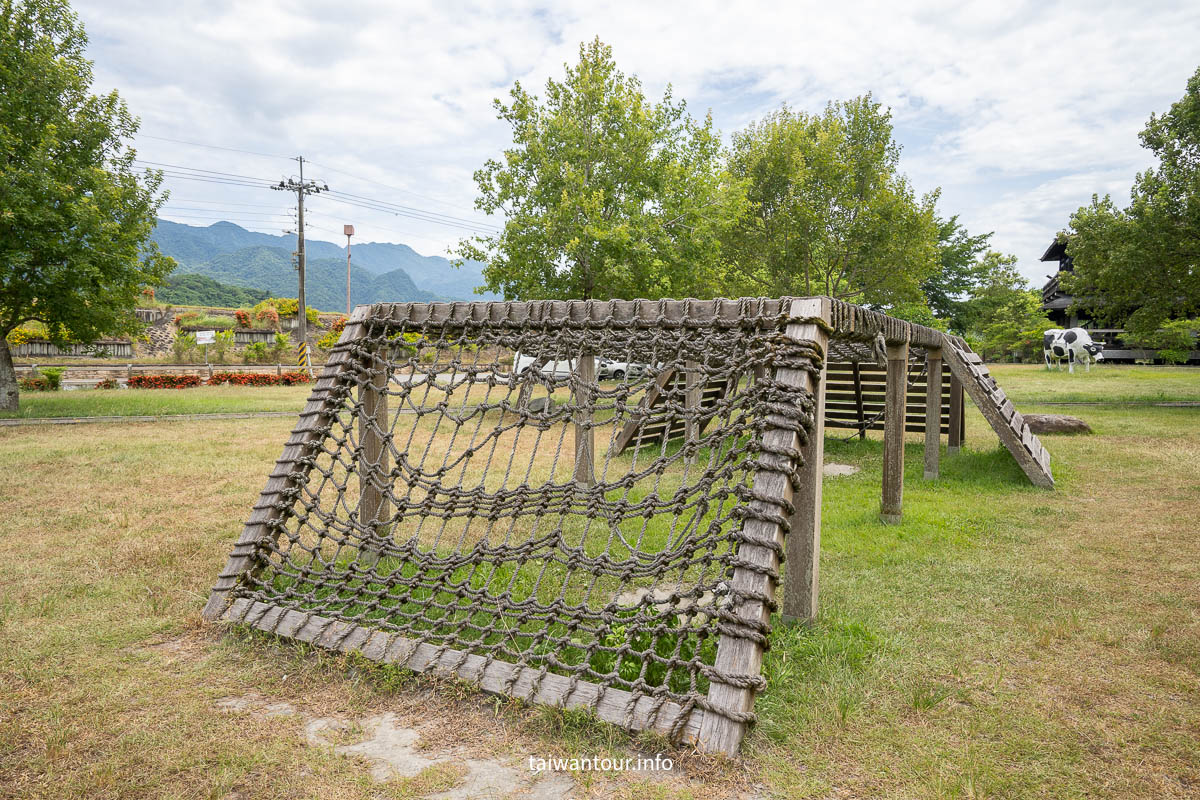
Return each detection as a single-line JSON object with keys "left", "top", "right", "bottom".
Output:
{"left": 988, "top": 363, "right": 1200, "bottom": 404}
{"left": 0, "top": 366, "right": 1197, "bottom": 798}
{"left": 0, "top": 384, "right": 314, "bottom": 419}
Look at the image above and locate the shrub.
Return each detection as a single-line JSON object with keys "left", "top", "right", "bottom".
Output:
{"left": 271, "top": 331, "right": 291, "bottom": 362}
{"left": 127, "top": 374, "right": 202, "bottom": 389}
{"left": 207, "top": 371, "right": 312, "bottom": 387}
{"left": 253, "top": 298, "right": 319, "bottom": 326}
{"left": 234, "top": 309, "right": 252, "bottom": 328}
{"left": 255, "top": 306, "right": 280, "bottom": 331}
{"left": 254, "top": 297, "right": 299, "bottom": 318}
{"left": 318, "top": 315, "right": 348, "bottom": 350}
{"left": 40, "top": 367, "right": 64, "bottom": 390}
{"left": 172, "top": 332, "right": 197, "bottom": 363}
{"left": 1129, "top": 318, "right": 1199, "bottom": 364}
{"left": 242, "top": 342, "right": 269, "bottom": 364}
{"left": 175, "top": 312, "right": 235, "bottom": 330}
{"left": 213, "top": 329, "right": 236, "bottom": 363}
{"left": 5, "top": 327, "right": 32, "bottom": 346}
{"left": 18, "top": 375, "right": 50, "bottom": 391}
{"left": 95, "top": 377, "right": 120, "bottom": 390}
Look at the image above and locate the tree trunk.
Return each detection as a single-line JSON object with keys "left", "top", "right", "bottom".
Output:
{"left": 0, "top": 337, "right": 18, "bottom": 412}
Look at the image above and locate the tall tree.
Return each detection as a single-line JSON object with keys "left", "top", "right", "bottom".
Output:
{"left": 721, "top": 98, "right": 940, "bottom": 305}
{"left": 921, "top": 214, "right": 993, "bottom": 332}
{"left": 455, "top": 38, "right": 741, "bottom": 301}
{"left": 959, "top": 251, "right": 1052, "bottom": 360}
{"left": 0, "top": 0, "right": 172, "bottom": 410}
{"left": 1064, "top": 66, "right": 1200, "bottom": 339}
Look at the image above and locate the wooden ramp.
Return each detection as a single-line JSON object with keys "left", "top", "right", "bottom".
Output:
{"left": 610, "top": 368, "right": 730, "bottom": 454}
{"left": 942, "top": 336, "right": 1054, "bottom": 488}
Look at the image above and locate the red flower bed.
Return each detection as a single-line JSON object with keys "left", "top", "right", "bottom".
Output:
{"left": 128, "top": 374, "right": 202, "bottom": 389}
{"left": 206, "top": 371, "right": 312, "bottom": 387}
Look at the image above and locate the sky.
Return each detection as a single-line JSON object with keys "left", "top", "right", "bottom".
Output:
{"left": 75, "top": 0, "right": 1200, "bottom": 287}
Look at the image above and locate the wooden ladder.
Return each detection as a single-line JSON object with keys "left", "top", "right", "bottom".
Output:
{"left": 610, "top": 368, "right": 731, "bottom": 455}
{"left": 941, "top": 335, "right": 1054, "bottom": 487}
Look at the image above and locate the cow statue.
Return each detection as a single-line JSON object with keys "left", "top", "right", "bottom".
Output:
{"left": 1043, "top": 328, "right": 1104, "bottom": 373}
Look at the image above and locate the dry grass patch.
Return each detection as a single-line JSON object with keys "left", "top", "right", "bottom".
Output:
{"left": 1, "top": 366, "right": 1198, "bottom": 798}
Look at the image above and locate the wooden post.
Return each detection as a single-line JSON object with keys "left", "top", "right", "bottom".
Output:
{"left": 923, "top": 348, "right": 941, "bottom": 480}
{"left": 783, "top": 297, "right": 831, "bottom": 625}
{"left": 880, "top": 340, "right": 908, "bottom": 524}
{"left": 684, "top": 360, "right": 702, "bottom": 449}
{"left": 948, "top": 374, "right": 963, "bottom": 454}
{"left": 698, "top": 297, "right": 827, "bottom": 755}
{"left": 358, "top": 347, "right": 390, "bottom": 561}
{"left": 851, "top": 362, "right": 866, "bottom": 439}
{"left": 573, "top": 353, "right": 596, "bottom": 486}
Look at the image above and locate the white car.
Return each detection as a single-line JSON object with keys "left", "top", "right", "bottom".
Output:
{"left": 597, "top": 358, "right": 650, "bottom": 380}
{"left": 512, "top": 353, "right": 576, "bottom": 377}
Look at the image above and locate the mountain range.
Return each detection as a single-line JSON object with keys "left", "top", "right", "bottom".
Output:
{"left": 151, "top": 219, "right": 495, "bottom": 310}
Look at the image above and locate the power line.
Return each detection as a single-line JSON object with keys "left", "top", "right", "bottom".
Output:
{"left": 161, "top": 205, "right": 295, "bottom": 217}
{"left": 139, "top": 155, "right": 500, "bottom": 234}
{"left": 137, "top": 133, "right": 293, "bottom": 161}
{"left": 160, "top": 197, "right": 288, "bottom": 209}
{"left": 135, "top": 159, "right": 280, "bottom": 183}
{"left": 326, "top": 189, "right": 499, "bottom": 229}
{"left": 305, "top": 159, "right": 482, "bottom": 216}
{"left": 315, "top": 193, "right": 498, "bottom": 234}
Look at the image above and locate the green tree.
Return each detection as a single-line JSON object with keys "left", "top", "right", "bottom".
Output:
{"left": 721, "top": 98, "right": 940, "bottom": 305}
{"left": 455, "top": 38, "right": 741, "bottom": 300}
{"left": 921, "top": 215, "right": 993, "bottom": 332}
{"left": 0, "top": 0, "right": 172, "bottom": 410}
{"left": 1064, "top": 66, "right": 1200, "bottom": 339}
{"left": 959, "top": 252, "right": 1053, "bottom": 360}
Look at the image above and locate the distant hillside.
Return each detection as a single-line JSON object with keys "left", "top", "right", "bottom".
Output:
{"left": 152, "top": 219, "right": 495, "bottom": 301}
{"left": 157, "top": 273, "right": 269, "bottom": 307}
{"left": 183, "top": 246, "right": 437, "bottom": 310}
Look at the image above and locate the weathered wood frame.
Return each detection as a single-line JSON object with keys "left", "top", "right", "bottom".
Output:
{"left": 202, "top": 296, "right": 1052, "bottom": 758}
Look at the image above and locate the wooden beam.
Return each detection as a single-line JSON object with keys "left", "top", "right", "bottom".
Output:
{"left": 851, "top": 362, "right": 866, "bottom": 440}
{"left": 684, "top": 360, "right": 702, "bottom": 448}
{"left": 573, "top": 353, "right": 596, "bottom": 486}
{"left": 923, "top": 348, "right": 942, "bottom": 480}
{"left": 222, "top": 598, "right": 702, "bottom": 742}
{"left": 947, "top": 374, "right": 963, "bottom": 454}
{"left": 783, "top": 297, "right": 831, "bottom": 625}
{"left": 698, "top": 297, "right": 827, "bottom": 755}
{"left": 358, "top": 345, "right": 390, "bottom": 562}
{"left": 880, "top": 340, "right": 909, "bottom": 524}
{"left": 609, "top": 367, "right": 677, "bottom": 455}
{"left": 202, "top": 304, "right": 372, "bottom": 621}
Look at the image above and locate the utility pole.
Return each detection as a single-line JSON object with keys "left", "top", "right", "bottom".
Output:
{"left": 272, "top": 157, "right": 328, "bottom": 375}
{"left": 344, "top": 224, "right": 355, "bottom": 316}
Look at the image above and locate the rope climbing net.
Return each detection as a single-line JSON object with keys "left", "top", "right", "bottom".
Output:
{"left": 204, "top": 298, "right": 829, "bottom": 752}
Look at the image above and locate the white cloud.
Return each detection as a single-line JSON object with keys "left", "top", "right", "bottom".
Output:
{"left": 74, "top": 0, "right": 1200, "bottom": 281}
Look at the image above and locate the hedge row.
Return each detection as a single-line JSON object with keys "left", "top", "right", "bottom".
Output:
{"left": 125, "top": 372, "right": 313, "bottom": 389}
{"left": 128, "top": 374, "right": 203, "bottom": 389}
{"left": 206, "top": 371, "right": 312, "bottom": 386}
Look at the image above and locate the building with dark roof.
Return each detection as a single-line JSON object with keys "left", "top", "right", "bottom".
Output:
{"left": 1039, "top": 238, "right": 1198, "bottom": 362}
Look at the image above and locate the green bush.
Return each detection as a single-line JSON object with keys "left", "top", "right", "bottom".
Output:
{"left": 174, "top": 311, "right": 235, "bottom": 330}
{"left": 242, "top": 342, "right": 269, "bottom": 364}
{"left": 40, "top": 367, "right": 64, "bottom": 390}
{"left": 252, "top": 298, "right": 320, "bottom": 327}
{"left": 270, "top": 332, "right": 291, "bottom": 362}
{"left": 212, "top": 330, "right": 236, "bottom": 363}
{"left": 171, "top": 333, "right": 197, "bottom": 363}
{"left": 1128, "top": 318, "right": 1199, "bottom": 364}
